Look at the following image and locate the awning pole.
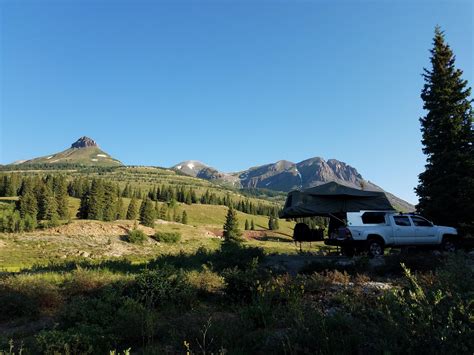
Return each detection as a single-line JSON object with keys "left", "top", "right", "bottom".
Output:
{"left": 328, "top": 213, "right": 346, "bottom": 225}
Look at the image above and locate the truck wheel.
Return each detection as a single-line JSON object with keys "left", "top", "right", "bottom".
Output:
{"left": 368, "top": 239, "right": 384, "bottom": 257}
{"left": 441, "top": 238, "right": 457, "bottom": 252}
{"left": 341, "top": 246, "right": 355, "bottom": 258}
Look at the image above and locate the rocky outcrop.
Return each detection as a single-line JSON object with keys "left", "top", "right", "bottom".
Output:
{"left": 71, "top": 136, "right": 98, "bottom": 149}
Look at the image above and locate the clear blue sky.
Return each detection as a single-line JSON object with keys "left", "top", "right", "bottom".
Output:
{"left": 1, "top": 0, "right": 472, "bottom": 204}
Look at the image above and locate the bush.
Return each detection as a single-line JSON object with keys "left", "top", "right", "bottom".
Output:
{"left": 222, "top": 258, "right": 267, "bottom": 302}
{"left": 126, "top": 229, "right": 147, "bottom": 244}
{"left": 152, "top": 231, "right": 181, "bottom": 243}
{"left": 133, "top": 265, "right": 195, "bottom": 309}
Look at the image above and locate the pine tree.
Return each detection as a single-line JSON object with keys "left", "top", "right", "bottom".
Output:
{"left": 245, "top": 219, "right": 249, "bottom": 230}
{"left": 140, "top": 198, "right": 155, "bottom": 227}
{"left": 78, "top": 189, "right": 91, "bottom": 219}
{"left": 126, "top": 197, "right": 139, "bottom": 220}
{"left": 182, "top": 210, "right": 188, "bottom": 224}
{"left": 250, "top": 219, "right": 255, "bottom": 230}
{"left": 159, "top": 204, "right": 167, "bottom": 220}
{"left": 102, "top": 182, "right": 117, "bottom": 221}
{"left": 223, "top": 207, "right": 242, "bottom": 244}
{"left": 416, "top": 27, "right": 474, "bottom": 227}
{"left": 274, "top": 216, "right": 279, "bottom": 230}
{"left": 88, "top": 179, "right": 105, "bottom": 220}
{"left": 116, "top": 196, "right": 125, "bottom": 220}
{"left": 54, "top": 176, "right": 70, "bottom": 219}
{"left": 268, "top": 216, "right": 275, "bottom": 230}
{"left": 18, "top": 189, "right": 38, "bottom": 219}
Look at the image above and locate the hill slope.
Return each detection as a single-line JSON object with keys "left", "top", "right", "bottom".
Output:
{"left": 13, "top": 137, "right": 123, "bottom": 167}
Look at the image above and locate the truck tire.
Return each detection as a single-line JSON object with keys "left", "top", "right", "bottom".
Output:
{"left": 341, "top": 246, "right": 355, "bottom": 257}
{"left": 441, "top": 237, "right": 457, "bottom": 252}
{"left": 367, "top": 238, "right": 384, "bottom": 257}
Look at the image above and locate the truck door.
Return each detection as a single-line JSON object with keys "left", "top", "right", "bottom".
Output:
{"left": 392, "top": 215, "right": 416, "bottom": 245}
{"left": 410, "top": 216, "right": 437, "bottom": 244}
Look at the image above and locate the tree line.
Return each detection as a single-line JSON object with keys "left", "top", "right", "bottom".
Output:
{"left": 0, "top": 175, "right": 69, "bottom": 232}
{"left": 0, "top": 174, "right": 279, "bottom": 231}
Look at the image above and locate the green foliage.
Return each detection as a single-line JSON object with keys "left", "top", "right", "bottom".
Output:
{"left": 416, "top": 27, "right": 474, "bottom": 227}
{"left": 126, "top": 197, "right": 139, "bottom": 220}
{"left": 139, "top": 198, "right": 155, "bottom": 227}
{"left": 152, "top": 231, "right": 181, "bottom": 243}
{"left": 181, "top": 210, "right": 188, "bottom": 224}
{"left": 223, "top": 207, "right": 242, "bottom": 245}
{"left": 268, "top": 215, "right": 279, "bottom": 230}
{"left": 133, "top": 266, "right": 195, "bottom": 309}
{"left": 126, "top": 229, "right": 147, "bottom": 244}
{"left": 222, "top": 258, "right": 265, "bottom": 302}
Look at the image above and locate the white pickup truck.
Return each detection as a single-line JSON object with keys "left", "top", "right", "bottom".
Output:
{"left": 325, "top": 211, "right": 459, "bottom": 257}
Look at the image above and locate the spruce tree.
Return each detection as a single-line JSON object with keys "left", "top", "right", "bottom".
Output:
{"left": 182, "top": 210, "right": 188, "bottom": 224}
{"left": 274, "top": 216, "right": 279, "bottom": 230}
{"left": 54, "top": 176, "right": 70, "bottom": 219}
{"left": 223, "top": 207, "right": 242, "bottom": 244}
{"left": 416, "top": 27, "right": 474, "bottom": 227}
{"left": 126, "top": 197, "right": 139, "bottom": 220}
{"left": 268, "top": 216, "right": 275, "bottom": 230}
{"left": 102, "top": 182, "right": 117, "bottom": 221}
{"left": 245, "top": 219, "right": 249, "bottom": 230}
{"left": 88, "top": 179, "right": 105, "bottom": 220}
{"left": 140, "top": 198, "right": 155, "bottom": 227}
{"left": 250, "top": 219, "right": 255, "bottom": 230}
{"left": 18, "top": 189, "right": 38, "bottom": 219}
{"left": 159, "top": 204, "right": 167, "bottom": 220}
{"left": 78, "top": 189, "right": 91, "bottom": 219}
{"left": 116, "top": 196, "right": 125, "bottom": 220}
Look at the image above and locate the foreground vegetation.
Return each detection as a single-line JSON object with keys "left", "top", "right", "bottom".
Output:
{"left": 0, "top": 245, "right": 472, "bottom": 354}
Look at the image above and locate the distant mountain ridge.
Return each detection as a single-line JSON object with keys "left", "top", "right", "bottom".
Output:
{"left": 172, "top": 158, "right": 415, "bottom": 211}
{"left": 6, "top": 138, "right": 414, "bottom": 211}
{"left": 13, "top": 136, "right": 122, "bottom": 167}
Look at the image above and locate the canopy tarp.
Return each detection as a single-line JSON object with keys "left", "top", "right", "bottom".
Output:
{"left": 280, "top": 181, "right": 395, "bottom": 218}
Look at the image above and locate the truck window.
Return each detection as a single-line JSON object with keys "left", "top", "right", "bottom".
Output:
{"left": 411, "top": 216, "right": 433, "bottom": 227}
{"left": 361, "top": 212, "right": 386, "bottom": 224}
{"left": 394, "top": 216, "right": 411, "bottom": 226}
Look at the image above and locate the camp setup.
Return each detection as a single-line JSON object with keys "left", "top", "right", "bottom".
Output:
{"left": 280, "top": 181, "right": 396, "bottom": 247}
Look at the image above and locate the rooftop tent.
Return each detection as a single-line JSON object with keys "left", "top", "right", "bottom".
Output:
{"left": 280, "top": 181, "right": 395, "bottom": 218}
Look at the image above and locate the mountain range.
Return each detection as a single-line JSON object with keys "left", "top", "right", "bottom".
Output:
{"left": 9, "top": 137, "right": 414, "bottom": 210}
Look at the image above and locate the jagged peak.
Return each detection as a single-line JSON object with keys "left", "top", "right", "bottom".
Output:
{"left": 71, "top": 136, "right": 98, "bottom": 149}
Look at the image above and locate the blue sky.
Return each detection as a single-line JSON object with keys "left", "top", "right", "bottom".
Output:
{"left": 1, "top": 0, "right": 472, "bottom": 204}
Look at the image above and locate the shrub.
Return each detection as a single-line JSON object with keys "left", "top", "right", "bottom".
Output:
{"left": 126, "top": 229, "right": 147, "bottom": 244}
{"left": 222, "top": 258, "right": 268, "bottom": 302}
{"left": 152, "top": 231, "right": 181, "bottom": 243}
{"left": 133, "top": 265, "right": 195, "bottom": 309}
{"left": 36, "top": 325, "right": 103, "bottom": 355}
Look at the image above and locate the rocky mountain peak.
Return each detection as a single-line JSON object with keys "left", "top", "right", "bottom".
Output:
{"left": 71, "top": 136, "right": 98, "bottom": 149}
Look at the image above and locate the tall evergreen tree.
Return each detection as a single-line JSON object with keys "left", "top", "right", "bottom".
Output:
{"left": 126, "top": 197, "right": 139, "bottom": 220}
{"left": 268, "top": 216, "right": 275, "bottom": 230}
{"left": 244, "top": 219, "right": 249, "bottom": 230}
{"left": 102, "top": 182, "right": 117, "bottom": 221}
{"left": 54, "top": 176, "right": 70, "bottom": 219}
{"left": 182, "top": 210, "right": 188, "bottom": 224}
{"left": 415, "top": 27, "right": 474, "bottom": 227}
{"left": 223, "top": 207, "right": 242, "bottom": 244}
{"left": 116, "top": 196, "right": 125, "bottom": 220}
{"left": 250, "top": 219, "right": 255, "bottom": 230}
{"left": 159, "top": 204, "right": 167, "bottom": 220}
{"left": 88, "top": 179, "right": 105, "bottom": 220}
{"left": 18, "top": 190, "right": 38, "bottom": 219}
{"left": 140, "top": 198, "right": 155, "bottom": 227}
